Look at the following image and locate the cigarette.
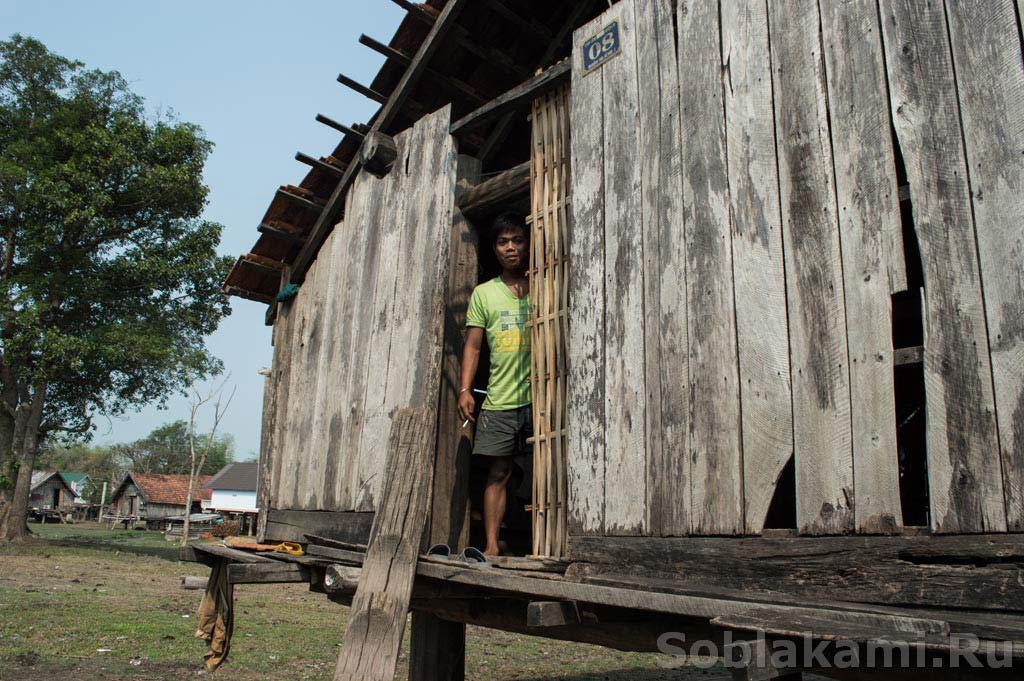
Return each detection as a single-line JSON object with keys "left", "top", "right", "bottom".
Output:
{"left": 473, "top": 389, "right": 488, "bottom": 395}
{"left": 462, "top": 419, "right": 470, "bottom": 428}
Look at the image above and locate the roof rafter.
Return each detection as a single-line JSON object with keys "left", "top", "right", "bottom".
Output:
{"left": 289, "top": 0, "right": 472, "bottom": 284}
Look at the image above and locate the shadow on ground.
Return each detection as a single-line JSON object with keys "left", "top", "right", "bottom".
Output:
{"left": 39, "top": 533, "right": 182, "bottom": 561}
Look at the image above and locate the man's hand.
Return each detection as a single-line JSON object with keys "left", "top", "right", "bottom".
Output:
{"left": 458, "top": 390, "right": 476, "bottom": 423}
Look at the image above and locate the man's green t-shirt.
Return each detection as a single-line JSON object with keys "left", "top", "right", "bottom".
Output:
{"left": 466, "top": 277, "right": 531, "bottom": 411}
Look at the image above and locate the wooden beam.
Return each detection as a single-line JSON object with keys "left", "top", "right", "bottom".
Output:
{"left": 451, "top": 60, "right": 569, "bottom": 136}
{"left": 893, "top": 344, "right": 924, "bottom": 367}
{"left": 224, "top": 285, "right": 275, "bottom": 305}
{"left": 337, "top": 73, "right": 388, "bottom": 104}
{"left": 478, "top": 0, "right": 553, "bottom": 44}
{"left": 290, "top": 0, "right": 471, "bottom": 284}
{"left": 457, "top": 161, "right": 530, "bottom": 218}
{"left": 228, "top": 561, "right": 309, "bottom": 584}
{"left": 258, "top": 221, "right": 307, "bottom": 242}
{"left": 385, "top": 0, "right": 531, "bottom": 79}
{"left": 323, "top": 564, "right": 362, "bottom": 595}
{"left": 409, "top": 613, "right": 465, "bottom": 681}
{"left": 359, "top": 34, "right": 486, "bottom": 105}
{"left": 359, "top": 131, "right": 399, "bottom": 176}
{"left": 276, "top": 187, "right": 324, "bottom": 214}
{"left": 263, "top": 509, "right": 374, "bottom": 545}
{"left": 295, "top": 152, "right": 344, "bottom": 177}
{"left": 315, "top": 114, "right": 366, "bottom": 140}
{"left": 527, "top": 601, "right": 581, "bottom": 627}
{"left": 478, "top": 0, "right": 594, "bottom": 161}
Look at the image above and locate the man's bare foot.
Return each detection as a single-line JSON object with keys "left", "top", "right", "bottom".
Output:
{"left": 483, "top": 546, "right": 500, "bottom": 557}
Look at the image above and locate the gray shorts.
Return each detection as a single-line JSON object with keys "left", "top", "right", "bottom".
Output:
{"left": 472, "top": 405, "right": 533, "bottom": 457}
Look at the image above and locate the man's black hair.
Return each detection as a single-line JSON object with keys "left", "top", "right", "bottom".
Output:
{"left": 491, "top": 211, "right": 528, "bottom": 246}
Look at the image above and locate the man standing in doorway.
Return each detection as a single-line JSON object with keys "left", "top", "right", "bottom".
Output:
{"left": 458, "top": 212, "right": 532, "bottom": 557}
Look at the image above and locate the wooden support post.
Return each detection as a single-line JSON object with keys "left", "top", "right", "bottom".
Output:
{"left": 725, "top": 638, "right": 802, "bottom": 681}
{"left": 359, "top": 131, "right": 399, "bottom": 177}
{"left": 334, "top": 407, "right": 437, "bottom": 681}
{"left": 409, "top": 612, "right": 466, "bottom": 681}
{"left": 315, "top": 114, "right": 366, "bottom": 140}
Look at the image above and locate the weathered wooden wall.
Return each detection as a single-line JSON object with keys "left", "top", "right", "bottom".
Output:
{"left": 568, "top": 0, "right": 1024, "bottom": 537}
{"left": 258, "top": 107, "right": 458, "bottom": 516}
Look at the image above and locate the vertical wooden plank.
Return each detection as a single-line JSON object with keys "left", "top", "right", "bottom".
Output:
{"left": 329, "top": 171, "right": 384, "bottom": 511}
{"left": 601, "top": 0, "right": 646, "bottom": 536}
{"left": 257, "top": 283, "right": 291, "bottom": 540}
{"left": 362, "top": 107, "right": 456, "bottom": 510}
{"left": 677, "top": 0, "right": 743, "bottom": 535}
{"left": 354, "top": 143, "right": 410, "bottom": 511}
{"left": 634, "top": 0, "right": 690, "bottom": 538}
{"left": 428, "top": 154, "right": 481, "bottom": 551}
{"left": 334, "top": 407, "right": 436, "bottom": 681}
{"left": 721, "top": 0, "right": 794, "bottom": 535}
{"left": 306, "top": 208, "right": 352, "bottom": 510}
{"left": 275, "top": 245, "right": 321, "bottom": 508}
{"left": 769, "top": 0, "right": 854, "bottom": 535}
{"left": 409, "top": 612, "right": 465, "bottom": 681}
{"left": 266, "top": 289, "right": 297, "bottom": 514}
{"left": 879, "top": 0, "right": 1006, "bottom": 533}
{"left": 819, "top": 0, "right": 904, "bottom": 534}
{"left": 567, "top": 11, "right": 607, "bottom": 537}
{"left": 944, "top": 0, "right": 1024, "bottom": 530}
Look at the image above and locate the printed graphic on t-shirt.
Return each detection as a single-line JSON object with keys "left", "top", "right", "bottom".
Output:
{"left": 496, "top": 310, "right": 530, "bottom": 352}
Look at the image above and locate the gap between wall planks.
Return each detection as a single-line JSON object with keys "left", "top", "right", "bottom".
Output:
{"left": 720, "top": 0, "right": 793, "bottom": 536}
{"left": 768, "top": 0, "right": 855, "bottom": 536}
{"left": 943, "top": 0, "right": 1024, "bottom": 530}
{"left": 528, "top": 86, "right": 570, "bottom": 558}
{"left": 880, "top": 0, "right": 1007, "bottom": 534}
{"left": 676, "top": 0, "right": 743, "bottom": 536}
{"left": 818, "top": 0, "right": 905, "bottom": 534}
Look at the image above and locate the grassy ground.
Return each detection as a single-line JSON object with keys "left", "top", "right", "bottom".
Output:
{"left": 0, "top": 522, "right": 731, "bottom": 680}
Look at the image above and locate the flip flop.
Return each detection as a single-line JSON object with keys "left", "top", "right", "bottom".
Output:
{"left": 458, "top": 547, "right": 490, "bottom": 565}
{"left": 426, "top": 543, "right": 452, "bottom": 558}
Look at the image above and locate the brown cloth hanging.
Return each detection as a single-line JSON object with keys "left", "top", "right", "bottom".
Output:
{"left": 194, "top": 558, "right": 234, "bottom": 670}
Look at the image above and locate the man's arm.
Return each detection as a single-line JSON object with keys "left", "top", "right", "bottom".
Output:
{"left": 458, "top": 327, "right": 484, "bottom": 422}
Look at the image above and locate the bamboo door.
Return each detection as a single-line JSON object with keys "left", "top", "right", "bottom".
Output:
{"left": 529, "top": 85, "right": 570, "bottom": 558}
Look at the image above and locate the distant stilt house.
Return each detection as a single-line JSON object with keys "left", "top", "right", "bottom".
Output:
{"left": 28, "top": 471, "right": 77, "bottom": 522}
{"left": 60, "top": 472, "right": 92, "bottom": 518}
{"left": 108, "top": 473, "right": 211, "bottom": 530}
{"left": 194, "top": 0, "right": 1024, "bottom": 677}
{"left": 202, "top": 462, "right": 259, "bottom": 535}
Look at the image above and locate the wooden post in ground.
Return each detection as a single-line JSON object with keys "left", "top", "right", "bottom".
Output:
{"left": 409, "top": 612, "right": 466, "bottom": 681}
{"left": 334, "top": 407, "right": 437, "bottom": 681}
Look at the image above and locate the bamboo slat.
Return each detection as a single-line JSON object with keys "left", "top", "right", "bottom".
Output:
{"left": 529, "top": 86, "right": 571, "bottom": 558}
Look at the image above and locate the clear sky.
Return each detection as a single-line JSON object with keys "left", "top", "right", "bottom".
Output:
{"left": 2, "top": 1, "right": 404, "bottom": 459}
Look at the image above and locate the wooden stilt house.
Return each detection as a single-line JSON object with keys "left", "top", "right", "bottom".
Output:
{"left": 206, "top": 0, "right": 1024, "bottom": 677}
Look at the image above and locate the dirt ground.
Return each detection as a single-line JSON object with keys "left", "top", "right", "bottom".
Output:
{"left": 0, "top": 523, "right": 733, "bottom": 680}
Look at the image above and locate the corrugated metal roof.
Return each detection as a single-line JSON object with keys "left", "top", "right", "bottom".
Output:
{"left": 202, "top": 462, "right": 258, "bottom": 491}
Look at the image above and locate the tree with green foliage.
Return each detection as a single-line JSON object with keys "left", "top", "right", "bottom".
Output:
{"left": 0, "top": 35, "right": 234, "bottom": 541}
{"left": 114, "top": 420, "right": 234, "bottom": 476}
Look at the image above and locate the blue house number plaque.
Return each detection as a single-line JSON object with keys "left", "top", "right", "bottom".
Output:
{"left": 582, "top": 21, "right": 621, "bottom": 75}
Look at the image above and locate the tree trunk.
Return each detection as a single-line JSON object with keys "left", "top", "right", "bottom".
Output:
{"left": 0, "top": 387, "right": 46, "bottom": 542}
